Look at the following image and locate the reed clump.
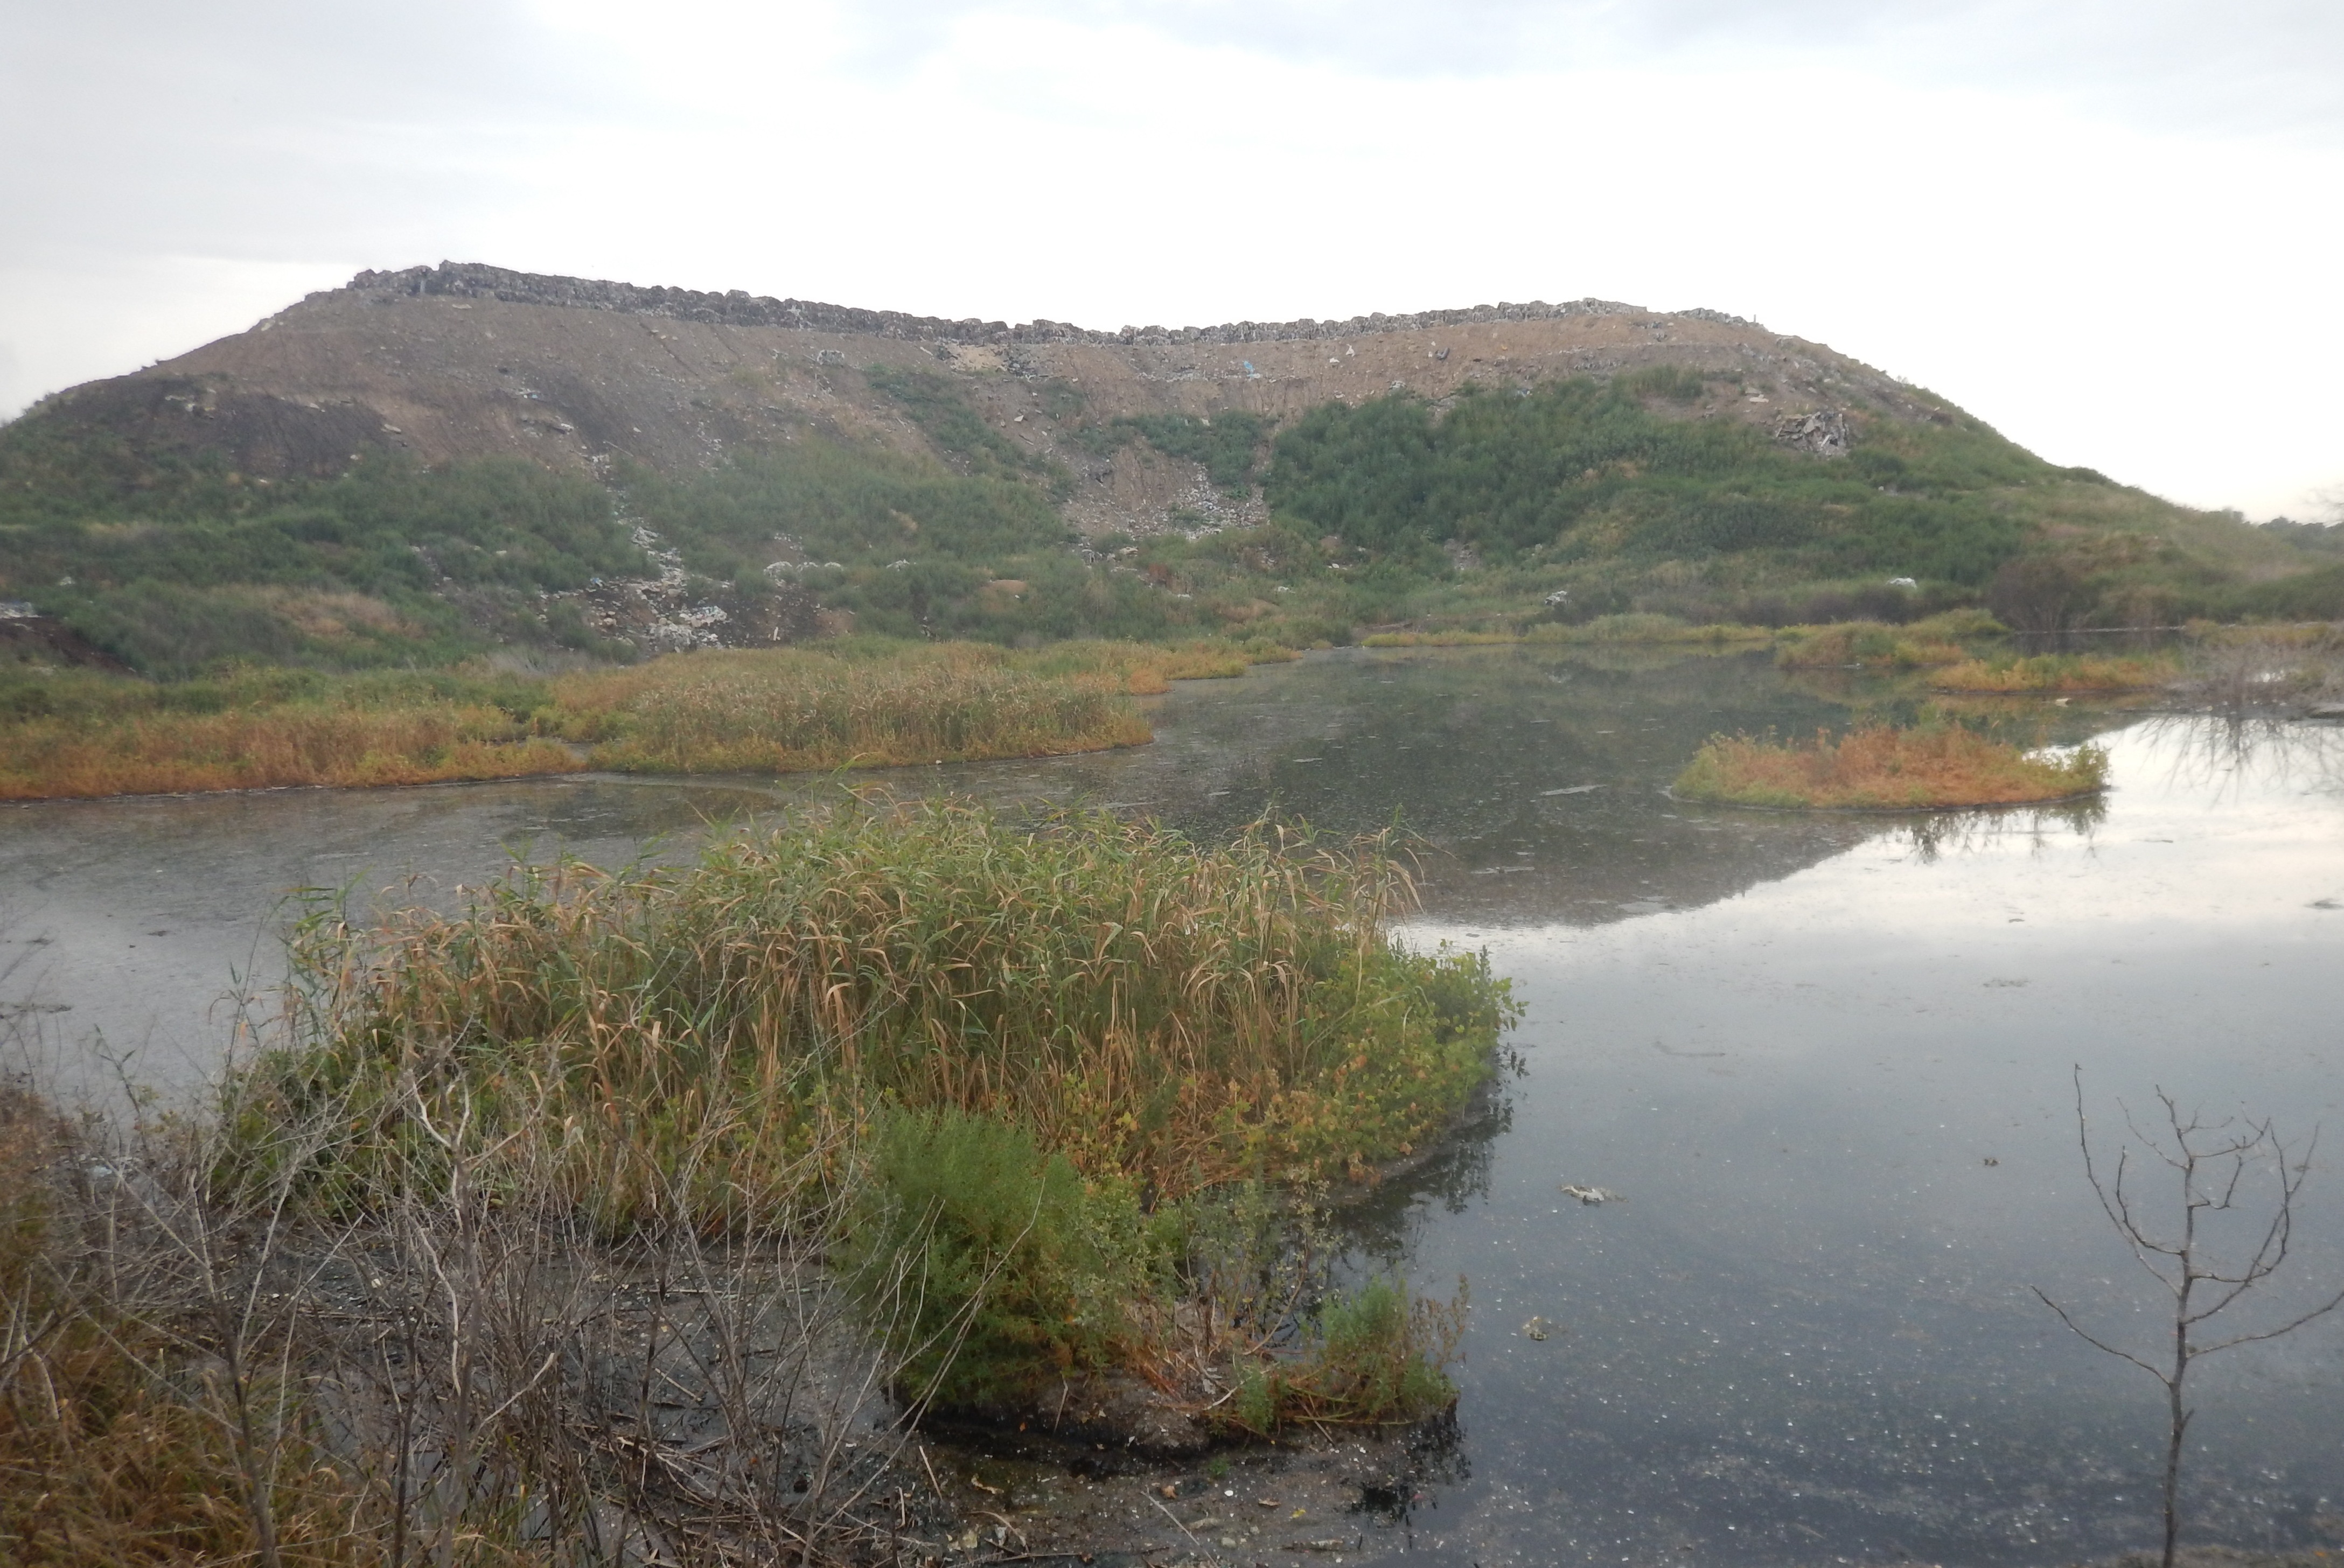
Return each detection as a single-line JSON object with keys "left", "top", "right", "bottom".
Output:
{"left": 1672, "top": 724, "right": 2109, "bottom": 809}
{"left": 546, "top": 643, "right": 1150, "bottom": 772}
{"left": 1011, "top": 636, "right": 1300, "bottom": 694}
{"left": 1775, "top": 621, "right": 1967, "bottom": 670}
{"left": 216, "top": 802, "right": 1500, "bottom": 1428}
{"left": 0, "top": 638, "right": 1306, "bottom": 800}
{"left": 227, "top": 802, "right": 1511, "bottom": 1230}
{"left": 0, "top": 698, "right": 582, "bottom": 801}
{"left": 1225, "top": 1278, "right": 1468, "bottom": 1435}
{"left": 1931, "top": 652, "right": 2176, "bottom": 692}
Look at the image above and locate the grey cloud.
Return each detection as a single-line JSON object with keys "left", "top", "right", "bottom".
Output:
{"left": 0, "top": 0, "right": 618, "bottom": 269}
{"left": 832, "top": 0, "right": 2344, "bottom": 137}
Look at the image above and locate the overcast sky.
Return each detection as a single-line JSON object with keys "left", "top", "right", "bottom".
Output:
{"left": 4, "top": 0, "right": 2339, "bottom": 516}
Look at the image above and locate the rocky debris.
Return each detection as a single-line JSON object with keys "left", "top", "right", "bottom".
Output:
{"left": 543, "top": 524, "right": 822, "bottom": 653}
{"left": 0, "top": 613, "right": 137, "bottom": 673}
{"left": 1559, "top": 1184, "right": 1622, "bottom": 1205}
{"left": 1774, "top": 407, "right": 1851, "bottom": 456}
{"left": 346, "top": 262, "right": 1753, "bottom": 350}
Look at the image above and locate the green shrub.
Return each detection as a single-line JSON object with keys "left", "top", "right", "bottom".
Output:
{"left": 1227, "top": 1276, "right": 1464, "bottom": 1433}
{"left": 1261, "top": 379, "right": 2038, "bottom": 584}
{"left": 836, "top": 1108, "right": 1179, "bottom": 1408}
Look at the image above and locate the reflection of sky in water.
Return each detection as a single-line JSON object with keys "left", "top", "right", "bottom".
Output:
{"left": 1376, "top": 716, "right": 2344, "bottom": 1566}
{"left": 3, "top": 652, "right": 2340, "bottom": 1563}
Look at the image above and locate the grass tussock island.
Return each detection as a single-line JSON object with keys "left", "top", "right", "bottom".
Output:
{"left": 0, "top": 637, "right": 1294, "bottom": 801}
{"left": 1771, "top": 611, "right": 2004, "bottom": 670}
{"left": 1930, "top": 651, "right": 2179, "bottom": 693}
{"left": 1358, "top": 614, "right": 1775, "bottom": 649}
{"left": 235, "top": 805, "right": 1505, "bottom": 1220}
{"left": 5, "top": 805, "right": 1506, "bottom": 1561}
{"left": 1672, "top": 724, "right": 2110, "bottom": 810}
{"left": 227, "top": 802, "right": 1509, "bottom": 1400}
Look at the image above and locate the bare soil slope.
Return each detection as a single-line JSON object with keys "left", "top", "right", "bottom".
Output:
{"left": 27, "top": 262, "right": 1948, "bottom": 538}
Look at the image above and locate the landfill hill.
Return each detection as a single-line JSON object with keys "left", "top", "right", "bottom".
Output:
{"left": 2, "top": 262, "right": 2331, "bottom": 673}
{"left": 6, "top": 261, "right": 1964, "bottom": 539}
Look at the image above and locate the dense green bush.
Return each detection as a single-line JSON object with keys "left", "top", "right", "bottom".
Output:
{"left": 625, "top": 438, "right": 1204, "bottom": 642}
{"left": 1262, "top": 379, "right": 2035, "bottom": 584}
{"left": 837, "top": 1108, "right": 1180, "bottom": 1407}
{"left": 0, "top": 446, "right": 643, "bottom": 673}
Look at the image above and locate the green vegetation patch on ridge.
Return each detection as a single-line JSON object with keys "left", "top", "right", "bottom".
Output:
{"left": 0, "top": 444, "right": 646, "bottom": 676}
{"left": 1263, "top": 376, "right": 2036, "bottom": 583}
{"left": 623, "top": 435, "right": 1199, "bottom": 644}
{"left": 864, "top": 362, "right": 1071, "bottom": 494}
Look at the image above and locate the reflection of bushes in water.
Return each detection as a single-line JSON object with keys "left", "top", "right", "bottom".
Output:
{"left": 2171, "top": 624, "right": 2344, "bottom": 712}
{"left": 1896, "top": 794, "right": 2108, "bottom": 863}
{"left": 2126, "top": 712, "right": 2344, "bottom": 795}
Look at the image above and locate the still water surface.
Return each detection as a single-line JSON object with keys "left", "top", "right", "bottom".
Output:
{"left": 4, "top": 646, "right": 2340, "bottom": 1563}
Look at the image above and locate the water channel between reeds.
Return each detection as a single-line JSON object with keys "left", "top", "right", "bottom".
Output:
{"left": 4, "top": 644, "right": 2341, "bottom": 1566}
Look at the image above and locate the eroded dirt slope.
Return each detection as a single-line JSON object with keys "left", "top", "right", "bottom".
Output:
{"left": 22, "top": 262, "right": 1951, "bottom": 537}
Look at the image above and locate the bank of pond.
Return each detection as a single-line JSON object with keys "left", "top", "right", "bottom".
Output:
{"left": 4, "top": 802, "right": 1509, "bottom": 1562}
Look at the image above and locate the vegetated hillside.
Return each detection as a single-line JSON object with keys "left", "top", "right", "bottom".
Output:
{"left": 1, "top": 261, "right": 2331, "bottom": 676}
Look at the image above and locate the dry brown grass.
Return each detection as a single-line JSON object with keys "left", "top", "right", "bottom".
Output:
{"left": 1672, "top": 724, "right": 2109, "bottom": 809}
{"left": 0, "top": 638, "right": 1301, "bottom": 801}
{"left": 547, "top": 645, "right": 1151, "bottom": 774}
{"left": 1361, "top": 618, "right": 1771, "bottom": 649}
{"left": 0, "top": 1089, "right": 374, "bottom": 1566}
{"left": 0, "top": 706, "right": 584, "bottom": 802}
{"left": 1775, "top": 622, "right": 1968, "bottom": 669}
{"left": 1932, "top": 653, "right": 2178, "bottom": 692}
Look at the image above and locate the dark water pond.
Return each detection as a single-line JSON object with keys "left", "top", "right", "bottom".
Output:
{"left": 4, "top": 645, "right": 2340, "bottom": 1564}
